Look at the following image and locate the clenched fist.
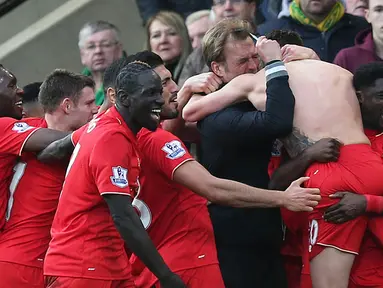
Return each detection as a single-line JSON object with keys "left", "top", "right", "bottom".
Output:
{"left": 256, "top": 36, "right": 282, "bottom": 64}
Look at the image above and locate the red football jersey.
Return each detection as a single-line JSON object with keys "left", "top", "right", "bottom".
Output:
{"left": 44, "top": 107, "right": 140, "bottom": 280}
{"left": 131, "top": 127, "right": 218, "bottom": 287}
{"left": 71, "top": 110, "right": 106, "bottom": 145}
{"left": 350, "top": 129, "right": 383, "bottom": 284}
{"left": 300, "top": 130, "right": 383, "bottom": 288}
{"left": 0, "top": 119, "right": 66, "bottom": 268}
{"left": 0, "top": 117, "right": 40, "bottom": 231}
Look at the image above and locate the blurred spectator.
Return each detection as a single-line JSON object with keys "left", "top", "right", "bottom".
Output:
{"left": 179, "top": 0, "right": 258, "bottom": 86}
{"left": 186, "top": 10, "right": 211, "bottom": 49}
{"left": 259, "top": 0, "right": 283, "bottom": 22}
{"left": 135, "top": 0, "right": 212, "bottom": 25}
{"left": 145, "top": 11, "right": 193, "bottom": 83}
{"left": 79, "top": 21, "right": 123, "bottom": 105}
{"left": 345, "top": 0, "right": 367, "bottom": 16}
{"left": 258, "top": 0, "right": 369, "bottom": 62}
{"left": 334, "top": 0, "right": 382, "bottom": 73}
{"left": 22, "top": 82, "right": 44, "bottom": 118}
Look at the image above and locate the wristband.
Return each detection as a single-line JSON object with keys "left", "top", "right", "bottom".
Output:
{"left": 265, "top": 60, "right": 288, "bottom": 82}
{"left": 365, "top": 194, "right": 383, "bottom": 214}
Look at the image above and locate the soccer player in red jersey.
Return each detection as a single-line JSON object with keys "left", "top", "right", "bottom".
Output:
{"left": 270, "top": 63, "right": 383, "bottom": 288}
{"left": 268, "top": 139, "right": 340, "bottom": 288}
{"left": 0, "top": 66, "right": 74, "bottom": 232}
{"left": 43, "top": 62, "right": 186, "bottom": 288}
{"left": 0, "top": 70, "right": 97, "bottom": 288}
{"left": 323, "top": 62, "right": 383, "bottom": 288}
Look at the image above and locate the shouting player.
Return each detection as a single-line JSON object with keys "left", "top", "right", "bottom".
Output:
{"left": 0, "top": 65, "right": 74, "bottom": 232}
{"left": 40, "top": 51, "right": 321, "bottom": 287}
{"left": 43, "top": 62, "right": 186, "bottom": 288}
{"left": 0, "top": 70, "right": 98, "bottom": 287}
{"left": 182, "top": 31, "right": 383, "bottom": 288}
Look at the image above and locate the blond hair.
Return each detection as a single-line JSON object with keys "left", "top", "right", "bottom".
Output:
{"left": 185, "top": 10, "right": 211, "bottom": 26}
{"left": 145, "top": 11, "right": 192, "bottom": 82}
{"left": 203, "top": 18, "right": 253, "bottom": 68}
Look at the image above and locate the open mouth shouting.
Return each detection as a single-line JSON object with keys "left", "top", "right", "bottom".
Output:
{"left": 15, "top": 100, "right": 22, "bottom": 108}
{"left": 151, "top": 108, "right": 162, "bottom": 122}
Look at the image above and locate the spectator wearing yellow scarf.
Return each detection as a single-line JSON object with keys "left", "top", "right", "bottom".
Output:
{"left": 258, "top": 0, "right": 368, "bottom": 62}
{"left": 289, "top": 0, "right": 345, "bottom": 32}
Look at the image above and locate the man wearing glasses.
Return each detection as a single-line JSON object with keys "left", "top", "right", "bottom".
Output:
{"left": 78, "top": 20, "right": 124, "bottom": 106}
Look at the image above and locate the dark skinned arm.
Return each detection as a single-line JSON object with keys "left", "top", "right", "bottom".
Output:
{"left": 103, "top": 194, "right": 185, "bottom": 287}
{"left": 37, "top": 134, "right": 74, "bottom": 163}
{"left": 23, "top": 128, "right": 70, "bottom": 153}
{"left": 269, "top": 138, "right": 341, "bottom": 190}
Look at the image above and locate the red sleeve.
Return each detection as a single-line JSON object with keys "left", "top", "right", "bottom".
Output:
{"left": 0, "top": 117, "right": 40, "bottom": 156}
{"left": 365, "top": 195, "right": 383, "bottom": 213}
{"left": 89, "top": 131, "right": 139, "bottom": 198}
{"left": 71, "top": 125, "right": 87, "bottom": 146}
{"left": 138, "top": 128, "right": 194, "bottom": 180}
{"left": 72, "top": 117, "right": 103, "bottom": 146}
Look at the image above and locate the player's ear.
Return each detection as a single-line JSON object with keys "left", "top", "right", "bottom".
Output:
{"left": 356, "top": 91, "right": 364, "bottom": 104}
{"left": 106, "top": 87, "right": 116, "bottom": 105}
{"left": 61, "top": 98, "right": 73, "bottom": 114}
{"left": 211, "top": 61, "right": 225, "bottom": 78}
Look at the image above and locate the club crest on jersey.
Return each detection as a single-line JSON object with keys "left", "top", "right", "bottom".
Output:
{"left": 110, "top": 166, "right": 129, "bottom": 188}
{"left": 162, "top": 140, "right": 186, "bottom": 160}
{"left": 12, "top": 122, "right": 34, "bottom": 133}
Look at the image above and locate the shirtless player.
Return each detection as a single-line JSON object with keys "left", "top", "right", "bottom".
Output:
{"left": 182, "top": 31, "right": 383, "bottom": 288}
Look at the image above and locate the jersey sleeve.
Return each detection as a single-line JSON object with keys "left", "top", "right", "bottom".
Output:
{"left": 71, "top": 124, "right": 88, "bottom": 146}
{"left": 89, "top": 131, "right": 138, "bottom": 198}
{"left": 0, "top": 117, "right": 40, "bottom": 156}
{"left": 138, "top": 128, "right": 194, "bottom": 180}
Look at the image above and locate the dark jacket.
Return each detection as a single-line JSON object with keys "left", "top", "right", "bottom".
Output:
{"left": 334, "top": 28, "right": 382, "bottom": 74}
{"left": 258, "top": 13, "right": 369, "bottom": 62}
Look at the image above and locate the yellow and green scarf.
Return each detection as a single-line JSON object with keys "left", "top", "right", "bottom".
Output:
{"left": 289, "top": 0, "right": 344, "bottom": 32}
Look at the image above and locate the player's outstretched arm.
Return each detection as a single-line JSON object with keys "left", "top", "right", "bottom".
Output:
{"left": 173, "top": 160, "right": 320, "bottom": 212}
{"left": 23, "top": 128, "right": 70, "bottom": 153}
{"left": 182, "top": 74, "right": 253, "bottom": 122}
{"left": 269, "top": 138, "right": 341, "bottom": 190}
{"left": 103, "top": 194, "right": 186, "bottom": 288}
{"left": 37, "top": 134, "right": 74, "bottom": 163}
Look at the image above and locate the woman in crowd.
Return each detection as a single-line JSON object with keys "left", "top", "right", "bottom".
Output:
{"left": 145, "top": 11, "right": 192, "bottom": 83}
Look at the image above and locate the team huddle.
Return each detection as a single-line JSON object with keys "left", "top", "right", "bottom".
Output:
{"left": 0, "top": 18, "right": 383, "bottom": 288}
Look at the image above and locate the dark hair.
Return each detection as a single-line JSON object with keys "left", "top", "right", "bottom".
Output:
{"left": 103, "top": 58, "right": 130, "bottom": 92}
{"left": 126, "top": 51, "right": 164, "bottom": 69}
{"left": 115, "top": 62, "right": 156, "bottom": 103}
{"left": 353, "top": 62, "right": 383, "bottom": 91}
{"left": 22, "top": 82, "right": 42, "bottom": 103}
{"left": 103, "top": 51, "right": 163, "bottom": 92}
{"left": 39, "top": 69, "right": 95, "bottom": 113}
{"left": 265, "top": 30, "right": 304, "bottom": 47}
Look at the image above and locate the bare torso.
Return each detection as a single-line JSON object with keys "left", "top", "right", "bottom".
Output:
{"left": 249, "top": 60, "right": 369, "bottom": 157}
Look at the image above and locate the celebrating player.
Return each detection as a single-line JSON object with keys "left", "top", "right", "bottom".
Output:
{"left": 43, "top": 62, "right": 185, "bottom": 288}
{"left": 0, "top": 65, "right": 74, "bottom": 232}
{"left": 0, "top": 70, "right": 97, "bottom": 287}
